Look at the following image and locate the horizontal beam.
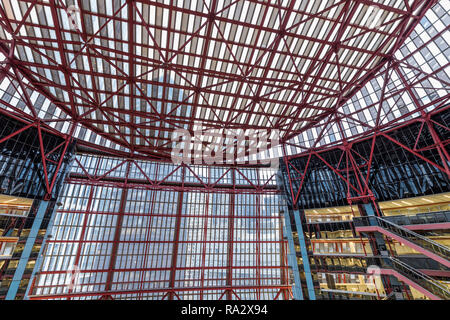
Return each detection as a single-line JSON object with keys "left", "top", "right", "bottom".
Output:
{"left": 28, "top": 284, "right": 292, "bottom": 300}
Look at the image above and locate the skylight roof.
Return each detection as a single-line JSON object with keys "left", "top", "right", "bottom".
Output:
{"left": 0, "top": 0, "right": 447, "bottom": 161}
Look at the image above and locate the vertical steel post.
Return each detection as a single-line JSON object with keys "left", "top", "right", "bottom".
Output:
{"left": 104, "top": 161, "right": 131, "bottom": 296}
{"left": 292, "top": 208, "right": 316, "bottom": 300}
{"left": 25, "top": 201, "right": 59, "bottom": 299}
{"left": 226, "top": 168, "right": 236, "bottom": 300}
{"left": 282, "top": 208, "right": 303, "bottom": 300}
{"left": 168, "top": 165, "right": 185, "bottom": 300}
{"left": 6, "top": 200, "right": 49, "bottom": 300}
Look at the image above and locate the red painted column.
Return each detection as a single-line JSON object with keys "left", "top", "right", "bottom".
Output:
{"left": 103, "top": 161, "right": 131, "bottom": 296}
{"left": 168, "top": 165, "right": 185, "bottom": 300}
{"left": 256, "top": 193, "right": 261, "bottom": 300}
{"left": 278, "top": 211, "right": 289, "bottom": 300}
{"left": 226, "top": 168, "right": 236, "bottom": 300}
{"left": 199, "top": 190, "right": 209, "bottom": 300}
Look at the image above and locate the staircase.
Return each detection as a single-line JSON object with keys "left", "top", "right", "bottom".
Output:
{"left": 354, "top": 216, "right": 450, "bottom": 268}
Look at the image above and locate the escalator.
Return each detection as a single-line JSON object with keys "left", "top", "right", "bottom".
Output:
{"left": 311, "top": 253, "right": 450, "bottom": 300}
{"left": 354, "top": 216, "right": 450, "bottom": 268}
{"left": 376, "top": 256, "right": 450, "bottom": 300}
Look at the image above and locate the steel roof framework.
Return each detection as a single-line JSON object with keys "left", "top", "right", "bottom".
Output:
{"left": 0, "top": 0, "right": 443, "bottom": 161}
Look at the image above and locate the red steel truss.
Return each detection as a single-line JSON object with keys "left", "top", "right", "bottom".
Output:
{"left": 282, "top": 105, "right": 450, "bottom": 209}
{"left": 0, "top": 0, "right": 440, "bottom": 160}
{"left": 0, "top": 108, "right": 74, "bottom": 199}
{"left": 68, "top": 156, "right": 281, "bottom": 194}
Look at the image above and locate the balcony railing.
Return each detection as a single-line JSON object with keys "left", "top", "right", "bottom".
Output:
{"left": 0, "top": 205, "right": 30, "bottom": 217}
{"left": 384, "top": 211, "right": 450, "bottom": 226}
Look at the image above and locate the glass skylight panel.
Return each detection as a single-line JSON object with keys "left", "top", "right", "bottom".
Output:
{"left": 0, "top": 0, "right": 445, "bottom": 160}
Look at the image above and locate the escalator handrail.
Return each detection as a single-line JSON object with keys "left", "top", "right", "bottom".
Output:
{"left": 378, "top": 217, "right": 450, "bottom": 254}
{"left": 388, "top": 256, "right": 450, "bottom": 298}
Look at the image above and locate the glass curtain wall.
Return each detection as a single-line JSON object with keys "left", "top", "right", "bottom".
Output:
{"left": 29, "top": 154, "right": 289, "bottom": 300}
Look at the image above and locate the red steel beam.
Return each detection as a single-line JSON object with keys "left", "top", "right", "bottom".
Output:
{"left": 28, "top": 284, "right": 292, "bottom": 300}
